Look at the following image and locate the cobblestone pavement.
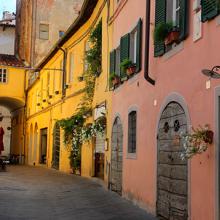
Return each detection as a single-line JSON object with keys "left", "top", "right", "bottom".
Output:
{"left": 0, "top": 166, "right": 157, "bottom": 220}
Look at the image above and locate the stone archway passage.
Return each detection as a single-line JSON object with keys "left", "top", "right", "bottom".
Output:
{"left": 52, "top": 123, "right": 60, "bottom": 170}
{"left": 157, "top": 102, "right": 188, "bottom": 220}
{"left": 111, "top": 117, "right": 123, "bottom": 195}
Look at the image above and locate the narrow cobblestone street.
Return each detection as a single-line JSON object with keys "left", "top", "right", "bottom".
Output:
{"left": 0, "top": 166, "right": 156, "bottom": 220}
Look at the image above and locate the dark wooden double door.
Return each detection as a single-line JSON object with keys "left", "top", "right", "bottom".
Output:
{"left": 157, "top": 102, "right": 188, "bottom": 220}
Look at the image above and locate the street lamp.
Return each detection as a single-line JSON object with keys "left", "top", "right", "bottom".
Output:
{"left": 201, "top": 66, "right": 220, "bottom": 79}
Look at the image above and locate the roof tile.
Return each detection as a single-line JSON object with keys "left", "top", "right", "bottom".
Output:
{"left": 0, "top": 54, "right": 25, "bottom": 67}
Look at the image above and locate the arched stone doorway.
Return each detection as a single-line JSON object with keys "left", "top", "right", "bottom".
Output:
{"left": 33, "top": 123, "right": 38, "bottom": 165}
{"left": 0, "top": 97, "right": 25, "bottom": 163}
{"left": 157, "top": 102, "right": 188, "bottom": 220}
{"left": 28, "top": 124, "right": 33, "bottom": 165}
{"left": 111, "top": 116, "right": 123, "bottom": 195}
{"left": 52, "top": 122, "right": 60, "bottom": 170}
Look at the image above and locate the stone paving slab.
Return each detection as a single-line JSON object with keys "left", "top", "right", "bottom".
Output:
{"left": 0, "top": 166, "right": 157, "bottom": 220}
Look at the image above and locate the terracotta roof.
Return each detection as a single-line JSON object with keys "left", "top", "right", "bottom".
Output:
{"left": 0, "top": 54, "right": 25, "bottom": 67}
{"left": 0, "top": 23, "right": 15, "bottom": 27}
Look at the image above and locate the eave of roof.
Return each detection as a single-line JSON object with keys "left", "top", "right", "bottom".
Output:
{"left": 37, "top": 0, "right": 98, "bottom": 70}
{"left": 0, "top": 54, "right": 24, "bottom": 67}
{"left": 0, "top": 23, "right": 15, "bottom": 27}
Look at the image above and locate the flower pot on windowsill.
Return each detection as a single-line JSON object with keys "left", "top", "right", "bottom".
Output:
{"left": 78, "top": 76, "right": 84, "bottom": 82}
{"left": 112, "top": 76, "right": 120, "bottom": 86}
{"left": 120, "top": 75, "right": 128, "bottom": 82}
{"left": 165, "top": 30, "right": 180, "bottom": 45}
{"left": 126, "top": 65, "right": 136, "bottom": 76}
{"left": 203, "top": 130, "right": 214, "bottom": 144}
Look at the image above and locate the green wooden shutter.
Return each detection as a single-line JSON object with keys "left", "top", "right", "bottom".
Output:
{"left": 120, "top": 34, "right": 130, "bottom": 74}
{"left": 154, "top": 0, "right": 166, "bottom": 57}
{"left": 136, "top": 19, "right": 142, "bottom": 73}
{"left": 110, "top": 50, "right": 116, "bottom": 74}
{"left": 179, "top": 0, "right": 188, "bottom": 40}
{"left": 201, "top": 0, "right": 219, "bottom": 22}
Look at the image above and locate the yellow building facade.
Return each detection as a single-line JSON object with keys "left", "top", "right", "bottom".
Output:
{"left": 0, "top": 56, "right": 26, "bottom": 162}
{"left": 26, "top": 0, "right": 112, "bottom": 184}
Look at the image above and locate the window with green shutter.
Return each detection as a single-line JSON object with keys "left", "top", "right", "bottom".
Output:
{"left": 120, "top": 34, "right": 130, "bottom": 75}
{"left": 201, "top": 0, "right": 219, "bottom": 22}
{"left": 136, "top": 19, "right": 142, "bottom": 72}
{"left": 154, "top": 0, "right": 166, "bottom": 57}
{"left": 110, "top": 50, "right": 116, "bottom": 74}
{"left": 129, "top": 19, "right": 142, "bottom": 73}
{"left": 154, "top": 0, "right": 188, "bottom": 57}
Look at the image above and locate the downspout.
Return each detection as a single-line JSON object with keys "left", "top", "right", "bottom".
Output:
{"left": 22, "top": 69, "right": 28, "bottom": 164}
{"left": 57, "top": 47, "right": 67, "bottom": 97}
{"left": 144, "top": 0, "right": 155, "bottom": 85}
{"left": 31, "top": 0, "right": 37, "bottom": 67}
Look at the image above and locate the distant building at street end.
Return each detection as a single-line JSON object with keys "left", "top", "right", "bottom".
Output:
{"left": 0, "top": 11, "right": 16, "bottom": 55}
{"left": 15, "top": 0, "right": 83, "bottom": 67}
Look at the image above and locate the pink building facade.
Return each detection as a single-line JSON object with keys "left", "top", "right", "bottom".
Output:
{"left": 109, "top": 0, "right": 220, "bottom": 219}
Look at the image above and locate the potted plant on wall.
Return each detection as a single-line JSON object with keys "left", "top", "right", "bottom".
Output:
{"left": 180, "top": 124, "right": 214, "bottom": 160}
{"left": 154, "top": 22, "right": 180, "bottom": 46}
{"left": 120, "top": 58, "right": 136, "bottom": 76}
{"left": 109, "top": 72, "right": 120, "bottom": 87}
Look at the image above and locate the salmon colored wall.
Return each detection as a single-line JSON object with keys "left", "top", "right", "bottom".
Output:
{"left": 111, "top": 0, "right": 218, "bottom": 219}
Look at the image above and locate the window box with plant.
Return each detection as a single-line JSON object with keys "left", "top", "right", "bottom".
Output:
{"left": 154, "top": 0, "right": 188, "bottom": 57}
{"left": 109, "top": 19, "right": 142, "bottom": 87}
{"left": 120, "top": 58, "right": 136, "bottom": 76}
{"left": 154, "top": 22, "right": 180, "bottom": 46}
{"left": 109, "top": 72, "right": 120, "bottom": 87}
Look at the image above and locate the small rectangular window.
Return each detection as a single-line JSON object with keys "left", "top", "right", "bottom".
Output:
{"left": 128, "top": 111, "right": 137, "bottom": 154}
{"left": 39, "top": 24, "right": 49, "bottom": 40}
{"left": 166, "top": 0, "right": 180, "bottom": 26}
{"left": 60, "top": 60, "right": 63, "bottom": 90}
{"left": 130, "top": 29, "right": 137, "bottom": 64}
{"left": 69, "top": 52, "right": 74, "bottom": 83}
{"left": 84, "top": 41, "right": 90, "bottom": 72}
{"left": 0, "top": 68, "right": 7, "bottom": 83}
{"left": 47, "top": 72, "right": 50, "bottom": 95}
{"left": 59, "top": 30, "right": 65, "bottom": 38}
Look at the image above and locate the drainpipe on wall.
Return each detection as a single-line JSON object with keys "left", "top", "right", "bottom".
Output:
{"left": 31, "top": 0, "right": 37, "bottom": 67}
{"left": 144, "top": 0, "right": 155, "bottom": 85}
{"left": 22, "top": 69, "right": 28, "bottom": 164}
{"left": 57, "top": 47, "right": 67, "bottom": 97}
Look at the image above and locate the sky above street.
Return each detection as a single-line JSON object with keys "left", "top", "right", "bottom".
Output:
{"left": 0, "top": 0, "right": 16, "bottom": 19}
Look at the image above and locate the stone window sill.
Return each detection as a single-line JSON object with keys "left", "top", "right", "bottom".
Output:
{"left": 126, "top": 153, "right": 137, "bottom": 160}
{"left": 162, "top": 42, "right": 184, "bottom": 61}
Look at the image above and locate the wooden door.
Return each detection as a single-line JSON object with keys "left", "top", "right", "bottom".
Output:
{"left": 111, "top": 117, "right": 123, "bottom": 195}
{"left": 95, "top": 133, "right": 105, "bottom": 179}
{"left": 40, "top": 128, "right": 47, "bottom": 164}
{"left": 52, "top": 123, "right": 60, "bottom": 170}
{"left": 157, "top": 102, "right": 188, "bottom": 220}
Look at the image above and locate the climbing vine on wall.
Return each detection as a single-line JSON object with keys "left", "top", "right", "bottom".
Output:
{"left": 58, "top": 20, "right": 103, "bottom": 173}
{"left": 79, "top": 20, "right": 102, "bottom": 113}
